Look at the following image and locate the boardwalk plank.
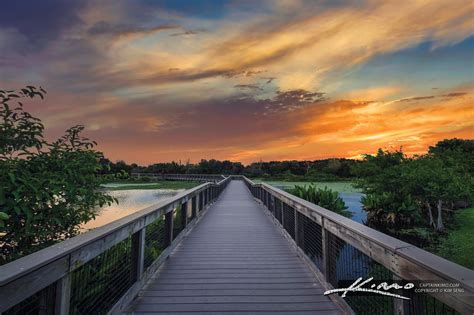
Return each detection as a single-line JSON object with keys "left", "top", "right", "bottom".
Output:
{"left": 130, "top": 302, "right": 338, "bottom": 312}
{"left": 139, "top": 289, "right": 325, "bottom": 297}
{"left": 134, "top": 295, "right": 331, "bottom": 303}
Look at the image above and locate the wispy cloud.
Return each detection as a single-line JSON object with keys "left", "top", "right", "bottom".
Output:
{"left": 88, "top": 22, "right": 179, "bottom": 38}
{"left": 170, "top": 29, "right": 206, "bottom": 36}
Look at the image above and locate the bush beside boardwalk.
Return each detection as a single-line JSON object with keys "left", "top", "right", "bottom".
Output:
{"left": 253, "top": 179, "right": 359, "bottom": 193}
{"left": 0, "top": 88, "right": 116, "bottom": 264}
{"left": 436, "top": 207, "right": 474, "bottom": 269}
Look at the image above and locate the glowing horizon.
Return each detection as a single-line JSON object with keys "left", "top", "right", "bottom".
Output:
{"left": 1, "top": 0, "right": 473, "bottom": 164}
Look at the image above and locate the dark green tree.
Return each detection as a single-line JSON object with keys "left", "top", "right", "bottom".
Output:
{"left": 353, "top": 145, "right": 473, "bottom": 232}
{"left": 0, "top": 87, "right": 116, "bottom": 263}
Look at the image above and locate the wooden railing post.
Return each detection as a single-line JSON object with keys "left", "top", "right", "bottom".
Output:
{"left": 280, "top": 201, "right": 285, "bottom": 227}
{"left": 180, "top": 201, "right": 188, "bottom": 229}
{"left": 294, "top": 208, "right": 299, "bottom": 246}
{"left": 164, "top": 210, "right": 174, "bottom": 247}
{"left": 55, "top": 274, "right": 71, "bottom": 315}
{"left": 199, "top": 191, "right": 203, "bottom": 211}
{"left": 321, "top": 218, "right": 331, "bottom": 282}
{"left": 192, "top": 196, "right": 197, "bottom": 219}
{"left": 203, "top": 189, "right": 207, "bottom": 207}
{"left": 130, "top": 229, "right": 145, "bottom": 282}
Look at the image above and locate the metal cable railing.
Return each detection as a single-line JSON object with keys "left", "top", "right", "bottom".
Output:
{"left": 275, "top": 198, "right": 283, "bottom": 225}
{"left": 296, "top": 211, "right": 323, "bottom": 270}
{"left": 3, "top": 282, "right": 57, "bottom": 315}
{"left": 70, "top": 237, "right": 133, "bottom": 314}
{"left": 327, "top": 232, "right": 394, "bottom": 314}
{"left": 282, "top": 202, "right": 296, "bottom": 240}
{"left": 242, "top": 176, "right": 472, "bottom": 315}
{"left": 0, "top": 177, "right": 230, "bottom": 315}
{"left": 143, "top": 214, "right": 166, "bottom": 270}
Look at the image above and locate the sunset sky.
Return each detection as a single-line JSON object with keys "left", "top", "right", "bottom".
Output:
{"left": 1, "top": 0, "right": 473, "bottom": 164}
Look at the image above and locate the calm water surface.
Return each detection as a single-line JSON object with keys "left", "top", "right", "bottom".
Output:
{"left": 339, "top": 192, "right": 366, "bottom": 223}
{"left": 81, "top": 189, "right": 182, "bottom": 231}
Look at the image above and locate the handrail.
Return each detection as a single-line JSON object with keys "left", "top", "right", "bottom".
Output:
{"left": 239, "top": 176, "right": 474, "bottom": 314}
{"left": 0, "top": 176, "right": 231, "bottom": 314}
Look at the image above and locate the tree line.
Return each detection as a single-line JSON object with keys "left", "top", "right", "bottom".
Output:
{"left": 100, "top": 158, "right": 359, "bottom": 181}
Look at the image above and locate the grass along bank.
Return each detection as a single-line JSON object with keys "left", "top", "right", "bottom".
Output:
{"left": 102, "top": 180, "right": 200, "bottom": 190}
{"left": 435, "top": 207, "right": 474, "bottom": 269}
{"left": 253, "top": 179, "right": 359, "bottom": 193}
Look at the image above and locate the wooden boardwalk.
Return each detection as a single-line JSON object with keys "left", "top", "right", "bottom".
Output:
{"left": 125, "top": 180, "right": 341, "bottom": 314}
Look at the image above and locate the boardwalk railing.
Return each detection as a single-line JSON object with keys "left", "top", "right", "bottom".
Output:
{"left": 0, "top": 177, "right": 230, "bottom": 315}
{"left": 131, "top": 173, "right": 226, "bottom": 182}
{"left": 241, "top": 176, "right": 474, "bottom": 315}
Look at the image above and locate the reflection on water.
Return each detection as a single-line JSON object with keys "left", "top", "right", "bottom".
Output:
{"left": 81, "top": 189, "right": 182, "bottom": 231}
{"left": 339, "top": 192, "right": 366, "bottom": 223}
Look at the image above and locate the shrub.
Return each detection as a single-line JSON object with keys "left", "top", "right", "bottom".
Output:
{"left": 287, "top": 184, "right": 351, "bottom": 217}
{"left": 0, "top": 87, "right": 116, "bottom": 263}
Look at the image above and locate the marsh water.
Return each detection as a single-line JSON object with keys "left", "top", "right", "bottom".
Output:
{"left": 338, "top": 192, "right": 366, "bottom": 223}
{"left": 83, "top": 182, "right": 366, "bottom": 232}
{"left": 81, "top": 188, "right": 183, "bottom": 231}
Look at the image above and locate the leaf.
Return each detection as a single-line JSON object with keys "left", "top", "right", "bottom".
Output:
{"left": 0, "top": 212, "right": 9, "bottom": 220}
{"left": 8, "top": 173, "right": 16, "bottom": 183}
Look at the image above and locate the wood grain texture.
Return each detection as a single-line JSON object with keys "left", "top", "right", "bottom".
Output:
{"left": 124, "top": 180, "right": 341, "bottom": 314}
